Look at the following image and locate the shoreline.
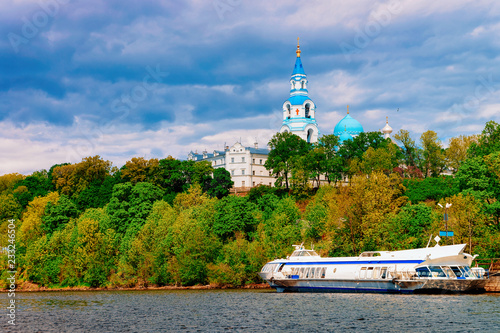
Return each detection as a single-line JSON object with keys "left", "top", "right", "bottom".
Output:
{"left": 1, "top": 282, "right": 271, "bottom": 293}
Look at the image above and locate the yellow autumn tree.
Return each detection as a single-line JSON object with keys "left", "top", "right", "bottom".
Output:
{"left": 18, "top": 192, "right": 60, "bottom": 247}
{"left": 0, "top": 173, "right": 25, "bottom": 194}
{"left": 446, "top": 134, "right": 479, "bottom": 172}
{"left": 121, "top": 157, "right": 160, "bottom": 184}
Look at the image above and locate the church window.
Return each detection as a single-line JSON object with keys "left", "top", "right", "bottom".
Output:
{"left": 242, "top": 169, "right": 245, "bottom": 175}
{"left": 231, "top": 157, "right": 234, "bottom": 163}
{"left": 242, "top": 157, "right": 245, "bottom": 163}
{"left": 242, "top": 181, "right": 245, "bottom": 187}
{"left": 305, "top": 104, "right": 310, "bottom": 118}
{"left": 260, "top": 159, "right": 262, "bottom": 164}
{"left": 301, "top": 81, "right": 305, "bottom": 89}
{"left": 252, "top": 170, "right": 255, "bottom": 175}
{"left": 253, "top": 159, "right": 255, "bottom": 164}
{"left": 307, "top": 128, "right": 314, "bottom": 143}
{"left": 231, "top": 170, "right": 234, "bottom": 176}
{"left": 253, "top": 181, "right": 255, "bottom": 186}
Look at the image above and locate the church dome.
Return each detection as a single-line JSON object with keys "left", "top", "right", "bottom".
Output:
{"left": 339, "top": 128, "right": 353, "bottom": 143}
{"left": 382, "top": 117, "right": 393, "bottom": 134}
{"left": 334, "top": 112, "right": 364, "bottom": 136}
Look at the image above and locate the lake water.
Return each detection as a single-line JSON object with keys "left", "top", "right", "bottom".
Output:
{"left": 2, "top": 289, "right": 500, "bottom": 332}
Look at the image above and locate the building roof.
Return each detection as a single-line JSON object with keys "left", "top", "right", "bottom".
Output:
{"left": 287, "top": 95, "right": 311, "bottom": 105}
{"left": 334, "top": 113, "right": 364, "bottom": 136}
{"left": 292, "top": 56, "right": 305, "bottom": 75}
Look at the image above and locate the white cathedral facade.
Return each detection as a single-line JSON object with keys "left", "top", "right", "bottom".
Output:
{"left": 188, "top": 40, "right": 393, "bottom": 190}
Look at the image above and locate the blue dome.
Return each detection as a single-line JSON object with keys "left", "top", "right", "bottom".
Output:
{"left": 339, "top": 130, "right": 353, "bottom": 144}
{"left": 334, "top": 113, "right": 364, "bottom": 136}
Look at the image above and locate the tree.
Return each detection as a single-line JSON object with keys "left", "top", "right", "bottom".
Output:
{"left": 0, "top": 173, "right": 25, "bottom": 194}
{"left": 213, "top": 196, "right": 258, "bottom": 241}
{"left": 359, "top": 144, "right": 400, "bottom": 174}
{"left": 446, "top": 135, "right": 479, "bottom": 172}
{"left": 18, "top": 192, "right": 60, "bottom": 247}
{"left": 42, "top": 194, "right": 79, "bottom": 234}
{"left": 420, "top": 130, "right": 445, "bottom": 177}
{"left": 206, "top": 168, "right": 233, "bottom": 199}
{"left": 394, "top": 129, "right": 418, "bottom": 167}
{"left": 121, "top": 157, "right": 161, "bottom": 185}
{"left": 318, "top": 134, "right": 343, "bottom": 184}
{"left": 51, "top": 156, "right": 114, "bottom": 197}
{"left": 265, "top": 132, "right": 310, "bottom": 189}
{"left": 379, "top": 203, "right": 437, "bottom": 250}
{"left": 336, "top": 131, "right": 390, "bottom": 177}
{"left": 12, "top": 172, "right": 51, "bottom": 208}
{"left": 443, "top": 194, "right": 488, "bottom": 253}
{"left": 468, "top": 120, "right": 500, "bottom": 157}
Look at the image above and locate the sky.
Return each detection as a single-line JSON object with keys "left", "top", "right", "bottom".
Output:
{"left": 2, "top": 0, "right": 500, "bottom": 175}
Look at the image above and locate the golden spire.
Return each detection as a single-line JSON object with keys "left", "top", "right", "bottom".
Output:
{"left": 347, "top": 105, "right": 349, "bottom": 114}
{"left": 296, "top": 37, "right": 301, "bottom": 57}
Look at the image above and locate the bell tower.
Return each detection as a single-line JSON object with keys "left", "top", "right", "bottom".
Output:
{"left": 279, "top": 38, "right": 319, "bottom": 143}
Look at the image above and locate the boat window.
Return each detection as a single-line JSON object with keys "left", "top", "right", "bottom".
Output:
{"left": 360, "top": 267, "right": 367, "bottom": 279}
{"left": 461, "top": 266, "right": 474, "bottom": 278}
{"left": 310, "top": 268, "right": 315, "bottom": 278}
{"left": 299, "top": 268, "right": 304, "bottom": 277}
{"left": 366, "top": 267, "right": 374, "bottom": 279}
{"left": 380, "top": 267, "right": 387, "bottom": 279}
{"left": 441, "top": 266, "right": 456, "bottom": 278}
{"left": 261, "top": 264, "right": 277, "bottom": 273}
{"left": 429, "top": 266, "right": 446, "bottom": 278}
{"left": 305, "top": 268, "right": 310, "bottom": 278}
{"left": 416, "top": 267, "right": 431, "bottom": 277}
{"left": 278, "top": 264, "right": 285, "bottom": 272}
{"left": 321, "top": 267, "right": 326, "bottom": 278}
{"left": 373, "top": 267, "right": 381, "bottom": 279}
{"left": 450, "top": 266, "right": 462, "bottom": 277}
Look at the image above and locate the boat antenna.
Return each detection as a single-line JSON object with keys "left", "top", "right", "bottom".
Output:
{"left": 426, "top": 234, "right": 432, "bottom": 248}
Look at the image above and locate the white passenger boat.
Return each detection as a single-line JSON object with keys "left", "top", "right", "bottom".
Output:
{"left": 259, "top": 243, "right": 488, "bottom": 293}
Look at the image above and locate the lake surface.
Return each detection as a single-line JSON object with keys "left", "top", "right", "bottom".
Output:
{"left": 2, "top": 289, "right": 500, "bottom": 332}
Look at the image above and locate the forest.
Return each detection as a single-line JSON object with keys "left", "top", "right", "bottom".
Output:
{"left": 1, "top": 120, "right": 499, "bottom": 289}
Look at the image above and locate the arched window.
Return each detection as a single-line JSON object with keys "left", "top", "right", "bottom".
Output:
{"left": 287, "top": 104, "right": 291, "bottom": 119}
{"left": 305, "top": 104, "right": 310, "bottom": 118}
{"left": 307, "top": 129, "right": 314, "bottom": 143}
{"left": 301, "top": 81, "right": 305, "bottom": 89}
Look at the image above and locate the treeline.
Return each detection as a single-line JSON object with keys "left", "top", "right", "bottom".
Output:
{"left": 1, "top": 121, "right": 499, "bottom": 289}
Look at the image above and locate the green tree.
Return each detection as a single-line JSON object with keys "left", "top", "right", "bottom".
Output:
{"left": 379, "top": 203, "right": 437, "bottom": 250}
{"left": 13, "top": 172, "right": 51, "bottom": 208}
{"left": 42, "top": 195, "right": 79, "bottom": 234}
{"left": 206, "top": 168, "right": 233, "bottom": 199}
{"left": 213, "top": 196, "right": 258, "bottom": 241}
{"left": 468, "top": 120, "right": 500, "bottom": 157}
{"left": 420, "top": 130, "right": 445, "bottom": 177}
{"left": 265, "top": 132, "right": 310, "bottom": 189}
{"left": 393, "top": 129, "right": 418, "bottom": 167}
{"left": 318, "top": 134, "right": 342, "bottom": 184}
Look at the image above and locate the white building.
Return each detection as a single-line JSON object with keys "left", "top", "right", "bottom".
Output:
{"left": 188, "top": 142, "right": 274, "bottom": 190}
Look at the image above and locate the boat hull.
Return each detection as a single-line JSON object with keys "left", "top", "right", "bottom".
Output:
{"left": 268, "top": 278, "right": 488, "bottom": 294}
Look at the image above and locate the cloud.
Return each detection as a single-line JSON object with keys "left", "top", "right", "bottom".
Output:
{"left": 2, "top": 0, "right": 500, "bottom": 175}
